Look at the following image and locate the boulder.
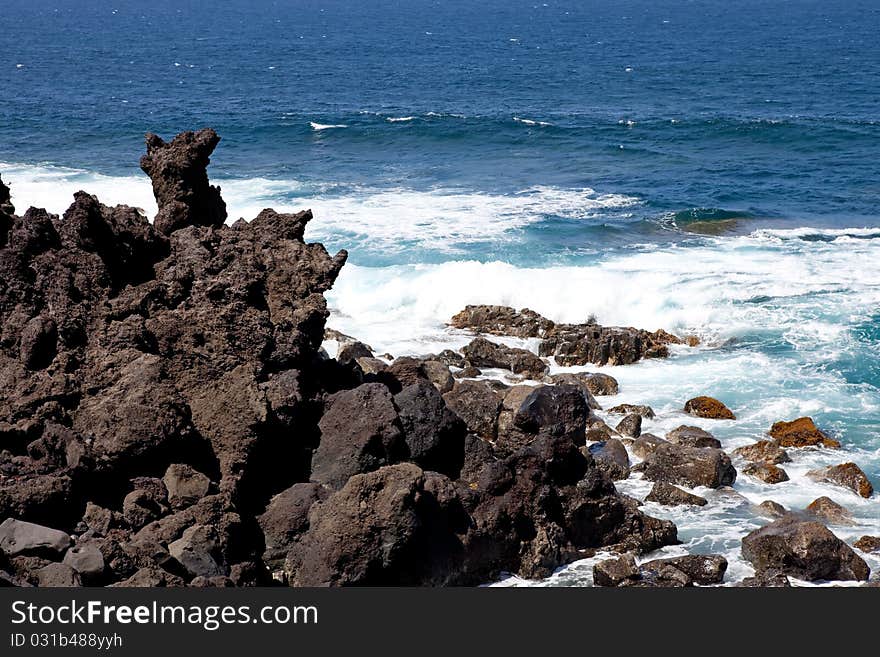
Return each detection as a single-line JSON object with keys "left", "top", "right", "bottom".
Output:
{"left": 578, "top": 373, "right": 619, "bottom": 396}
{"left": 110, "top": 567, "right": 186, "bottom": 588}
{"left": 645, "top": 481, "right": 707, "bottom": 507}
{"left": 854, "top": 536, "right": 880, "bottom": 553}
{"left": 163, "top": 464, "right": 211, "bottom": 508}
{"left": 666, "top": 425, "right": 721, "bottom": 449}
{"left": 421, "top": 360, "right": 455, "bottom": 393}
{"left": 732, "top": 440, "right": 790, "bottom": 464}
{"left": 450, "top": 305, "right": 556, "bottom": 338}
{"left": 168, "top": 524, "right": 225, "bottom": 579}
{"left": 593, "top": 553, "right": 640, "bottom": 587}
{"left": 394, "top": 381, "right": 467, "bottom": 476}
{"left": 683, "top": 396, "right": 735, "bottom": 420}
{"left": 461, "top": 337, "right": 548, "bottom": 379}
{"left": 607, "top": 404, "right": 654, "bottom": 419}
{"left": 741, "top": 516, "right": 870, "bottom": 581}
{"left": 737, "top": 572, "right": 791, "bottom": 587}
{"left": 442, "top": 380, "right": 502, "bottom": 441}
{"left": 806, "top": 462, "right": 873, "bottom": 498}
{"left": 512, "top": 384, "right": 589, "bottom": 445}
{"left": 622, "top": 562, "right": 693, "bottom": 588}
{"left": 743, "top": 462, "right": 789, "bottom": 484}
{"left": 630, "top": 434, "right": 668, "bottom": 460}
{"left": 36, "top": 563, "right": 81, "bottom": 587}
{"left": 311, "top": 383, "right": 407, "bottom": 489}
{"left": 614, "top": 413, "right": 642, "bottom": 439}
{"left": 805, "top": 496, "right": 854, "bottom": 525}
{"left": 0, "top": 519, "right": 71, "bottom": 557}
{"left": 588, "top": 439, "right": 630, "bottom": 481}
{"left": 639, "top": 554, "right": 727, "bottom": 585}
{"left": 549, "top": 373, "right": 601, "bottom": 410}
{"left": 453, "top": 366, "right": 482, "bottom": 379}
{"left": 638, "top": 444, "right": 736, "bottom": 489}
{"left": 62, "top": 544, "right": 105, "bottom": 584}
{"left": 336, "top": 341, "right": 373, "bottom": 364}
{"left": 258, "top": 482, "right": 330, "bottom": 567}
{"left": 769, "top": 417, "right": 840, "bottom": 448}
{"left": 755, "top": 500, "right": 787, "bottom": 519}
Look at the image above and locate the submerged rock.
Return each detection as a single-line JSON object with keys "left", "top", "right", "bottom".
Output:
{"left": 743, "top": 462, "right": 789, "bottom": 484}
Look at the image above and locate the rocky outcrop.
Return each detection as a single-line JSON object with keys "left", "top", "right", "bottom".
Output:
{"left": 0, "top": 130, "right": 679, "bottom": 587}
{"left": 645, "top": 482, "right": 707, "bottom": 507}
{"left": 588, "top": 439, "right": 630, "bottom": 481}
{"left": 854, "top": 536, "right": 880, "bottom": 553}
{"left": 768, "top": 417, "right": 840, "bottom": 448}
{"left": 450, "top": 305, "right": 683, "bottom": 366}
{"left": 805, "top": 496, "right": 854, "bottom": 525}
{"left": 666, "top": 426, "right": 721, "bottom": 449}
{"left": 594, "top": 553, "right": 727, "bottom": 587}
{"left": 460, "top": 337, "right": 548, "bottom": 379}
{"left": 741, "top": 516, "right": 870, "bottom": 581}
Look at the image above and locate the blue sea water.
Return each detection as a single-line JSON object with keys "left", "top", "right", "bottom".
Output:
{"left": 2, "top": 0, "right": 879, "bottom": 583}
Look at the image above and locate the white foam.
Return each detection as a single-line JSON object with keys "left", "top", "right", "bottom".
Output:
{"left": 309, "top": 121, "right": 347, "bottom": 130}
{"left": 386, "top": 116, "right": 415, "bottom": 123}
{"left": 513, "top": 116, "right": 552, "bottom": 127}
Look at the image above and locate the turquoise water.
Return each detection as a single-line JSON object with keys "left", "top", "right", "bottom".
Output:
{"left": 2, "top": 0, "right": 879, "bottom": 582}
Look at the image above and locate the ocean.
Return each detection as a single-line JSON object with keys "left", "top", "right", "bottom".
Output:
{"left": 2, "top": 0, "right": 879, "bottom": 584}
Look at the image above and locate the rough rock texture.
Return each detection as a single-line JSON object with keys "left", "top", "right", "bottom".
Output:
{"left": 140, "top": 129, "right": 227, "bottom": 235}
{"left": 645, "top": 481, "right": 707, "bottom": 507}
{"left": 630, "top": 434, "right": 668, "bottom": 460}
{"left": 552, "top": 372, "right": 618, "bottom": 396}
{"left": 639, "top": 555, "right": 727, "bottom": 585}
{"left": 805, "top": 496, "right": 854, "bottom": 525}
{"left": 614, "top": 413, "right": 641, "bottom": 439}
{"left": 451, "top": 305, "right": 682, "bottom": 366}
{"left": 755, "top": 500, "right": 788, "bottom": 519}
{"left": 666, "top": 426, "right": 721, "bottom": 449}
{"left": 683, "top": 396, "right": 736, "bottom": 420}
{"left": 549, "top": 373, "right": 601, "bottom": 410}
{"left": 807, "top": 463, "right": 873, "bottom": 498}
{"left": 769, "top": 417, "right": 840, "bottom": 449}
{"left": 743, "top": 462, "right": 789, "bottom": 484}
{"left": 854, "top": 536, "right": 880, "bottom": 553}
{"left": 461, "top": 337, "right": 548, "bottom": 379}
{"left": 588, "top": 439, "right": 630, "bottom": 481}
{"left": 0, "top": 131, "right": 680, "bottom": 587}
{"left": 636, "top": 444, "right": 737, "bottom": 489}
{"left": 732, "top": 440, "right": 790, "bottom": 464}
{"left": 593, "top": 553, "right": 639, "bottom": 587}
{"left": 607, "top": 404, "right": 654, "bottom": 419}
{"left": 741, "top": 516, "right": 870, "bottom": 581}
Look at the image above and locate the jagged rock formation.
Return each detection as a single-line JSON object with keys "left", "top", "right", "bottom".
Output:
{"left": 450, "top": 305, "right": 683, "bottom": 366}
{"left": 0, "top": 130, "right": 678, "bottom": 587}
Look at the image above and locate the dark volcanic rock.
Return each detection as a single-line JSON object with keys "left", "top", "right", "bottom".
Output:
{"left": 140, "top": 128, "right": 227, "bottom": 235}
{"left": 741, "top": 516, "right": 870, "bottom": 581}
{"left": 588, "top": 439, "right": 630, "bottom": 481}
{"left": 0, "top": 519, "right": 70, "bottom": 557}
{"left": 854, "top": 536, "right": 880, "bottom": 553}
{"left": 549, "top": 373, "right": 601, "bottom": 410}
{"left": 258, "top": 482, "right": 330, "bottom": 568}
{"left": 614, "top": 413, "right": 642, "bottom": 439}
{"left": 450, "top": 305, "right": 556, "bottom": 338}
{"left": 737, "top": 572, "right": 791, "bottom": 587}
{"left": 630, "top": 433, "right": 668, "bottom": 460}
{"left": 593, "top": 553, "right": 639, "bottom": 587}
{"left": 637, "top": 444, "right": 736, "bottom": 489}
{"left": 461, "top": 337, "right": 548, "bottom": 379}
{"left": 639, "top": 554, "right": 727, "bottom": 585}
{"left": 645, "top": 481, "right": 707, "bottom": 507}
{"left": 311, "top": 383, "right": 407, "bottom": 489}
{"left": 512, "top": 384, "right": 589, "bottom": 445}
{"left": 394, "top": 381, "right": 467, "bottom": 476}
{"left": 443, "top": 380, "right": 502, "bottom": 441}
{"left": 607, "top": 404, "right": 654, "bottom": 419}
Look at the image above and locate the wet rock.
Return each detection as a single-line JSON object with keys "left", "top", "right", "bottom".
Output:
{"left": 312, "top": 383, "right": 406, "bottom": 489}
{"left": 805, "top": 496, "right": 854, "bottom": 525}
{"left": 769, "top": 417, "right": 840, "bottom": 449}
{"left": 37, "top": 563, "right": 81, "bottom": 587}
{"left": 258, "top": 482, "right": 330, "bottom": 568}
{"left": 755, "top": 500, "right": 788, "bottom": 519}
{"left": 163, "top": 464, "right": 211, "bottom": 508}
{"left": 614, "top": 413, "right": 642, "bottom": 439}
{"left": 743, "top": 462, "right": 789, "bottom": 484}
{"left": 645, "top": 481, "right": 707, "bottom": 507}
{"left": 741, "top": 516, "right": 870, "bottom": 581}
{"left": 461, "top": 337, "right": 548, "bottom": 379}
{"left": 732, "top": 440, "right": 790, "bottom": 464}
{"left": 639, "top": 554, "right": 727, "bottom": 585}
{"left": 683, "top": 396, "right": 736, "bottom": 420}
{"left": 607, "top": 404, "right": 654, "bottom": 419}
{"left": 140, "top": 128, "right": 226, "bottom": 235}
{"left": 638, "top": 444, "right": 736, "bottom": 489}
{"left": 168, "top": 524, "right": 225, "bottom": 579}
{"left": 666, "top": 425, "right": 721, "bottom": 449}
{"left": 593, "top": 553, "right": 639, "bottom": 587}
{"left": 631, "top": 433, "right": 669, "bottom": 460}
{"left": 854, "top": 536, "right": 880, "bottom": 553}
{"left": 62, "top": 544, "right": 105, "bottom": 584}
{"left": 544, "top": 326, "right": 679, "bottom": 367}
{"left": 0, "top": 519, "right": 71, "bottom": 557}
{"left": 807, "top": 462, "right": 873, "bottom": 498}
{"left": 588, "top": 439, "right": 630, "bottom": 481}
{"left": 443, "top": 380, "right": 502, "bottom": 441}
{"left": 394, "top": 381, "right": 467, "bottom": 476}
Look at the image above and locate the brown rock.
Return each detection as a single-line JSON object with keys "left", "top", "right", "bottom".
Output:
{"left": 607, "top": 404, "right": 654, "bottom": 419}
{"left": 769, "top": 417, "right": 840, "bottom": 448}
{"left": 588, "top": 439, "right": 630, "bottom": 481}
{"left": 854, "top": 536, "right": 880, "bottom": 553}
{"left": 807, "top": 462, "right": 873, "bottom": 498}
{"left": 443, "top": 380, "right": 502, "bottom": 441}
{"left": 593, "top": 553, "right": 639, "bottom": 587}
{"left": 732, "top": 440, "right": 791, "bottom": 464}
{"left": 755, "top": 500, "right": 787, "bottom": 519}
{"left": 683, "top": 396, "right": 735, "bottom": 420}
{"left": 630, "top": 433, "right": 669, "bottom": 460}
{"left": 805, "top": 496, "right": 854, "bottom": 525}
{"left": 743, "top": 462, "right": 789, "bottom": 484}
{"left": 638, "top": 443, "right": 737, "bottom": 489}
{"left": 645, "top": 481, "right": 707, "bottom": 507}
{"left": 666, "top": 425, "right": 721, "bottom": 449}
{"left": 461, "top": 337, "right": 548, "bottom": 379}
{"left": 639, "top": 554, "right": 727, "bottom": 585}
{"left": 614, "top": 413, "right": 642, "bottom": 439}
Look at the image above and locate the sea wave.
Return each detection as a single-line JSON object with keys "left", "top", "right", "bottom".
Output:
{"left": 309, "top": 121, "right": 348, "bottom": 130}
